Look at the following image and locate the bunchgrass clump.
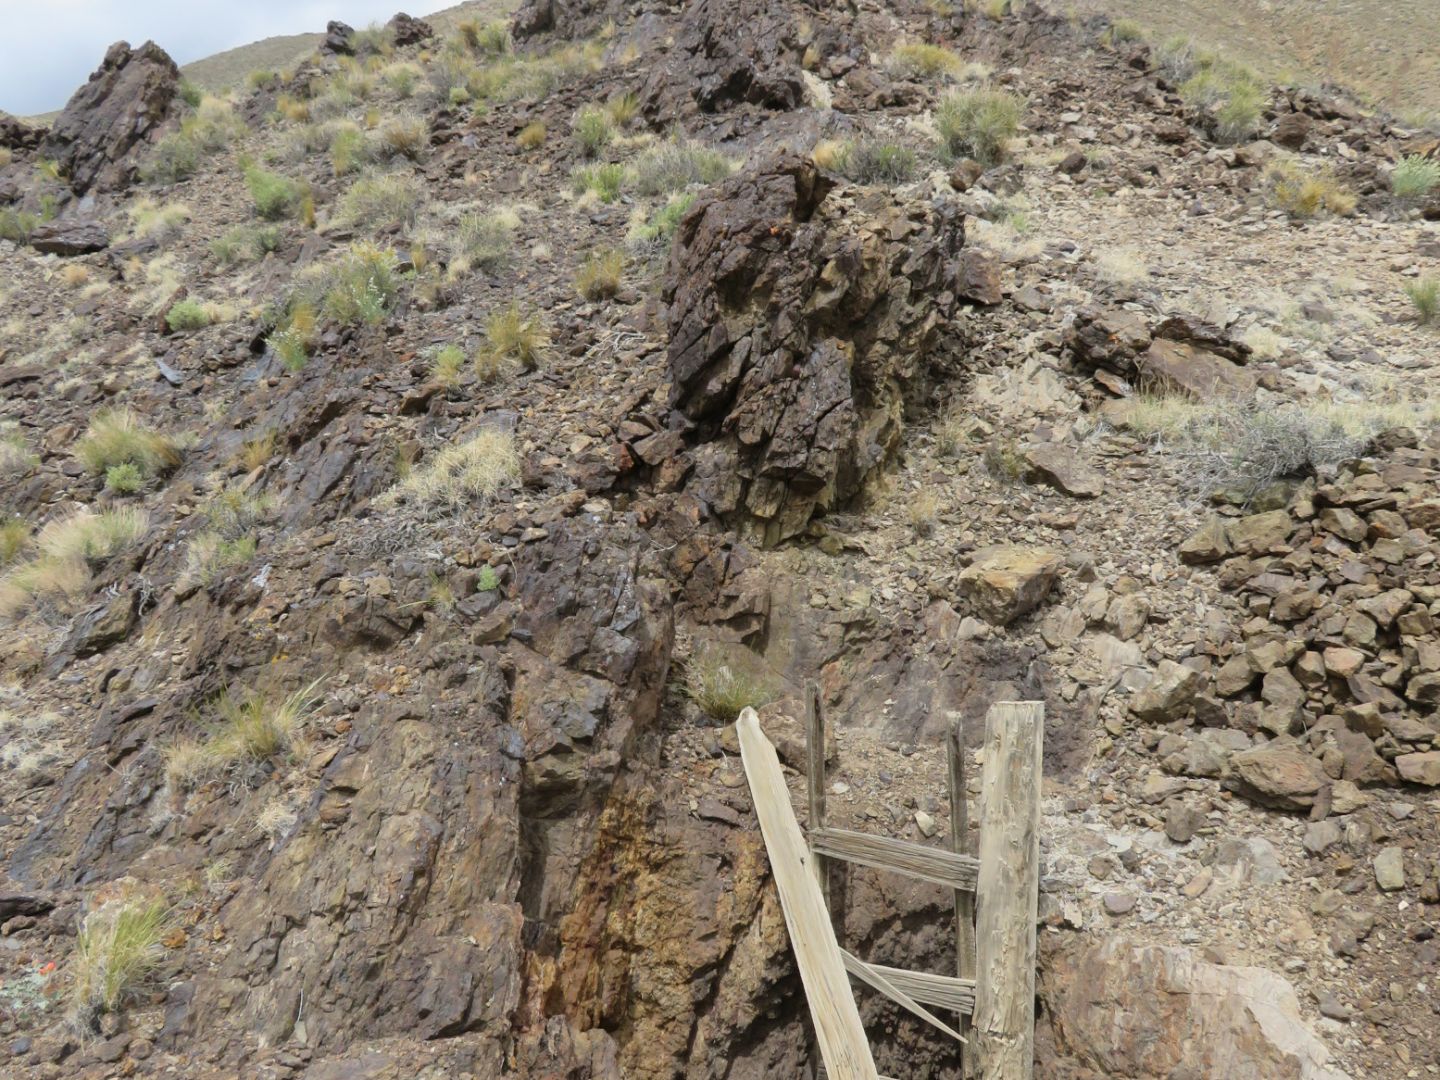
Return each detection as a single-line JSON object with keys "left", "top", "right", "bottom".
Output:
{"left": 430, "top": 344, "right": 466, "bottom": 388}
{"left": 164, "top": 682, "right": 322, "bottom": 790}
{"left": 449, "top": 210, "right": 515, "bottom": 275}
{"left": 888, "top": 42, "right": 965, "bottom": 79}
{"left": 0, "top": 208, "right": 39, "bottom": 245}
{"left": 334, "top": 172, "right": 424, "bottom": 232}
{"left": 0, "top": 518, "right": 29, "bottom": 565}
{"left": 683, "top": 648, "right": 773, "bottom": 722}
{"left": 604, "top": 91, "right": 640, "bottom": 128}
{"left": 0, "top": 432, "right": 39, "bottom": 478}
{"left": 1392, "top": 155, "right": 1440, "bottom": 200}
{"left": 572, "top": 105, "right": 614, "bottom": 159}
{"left": 1406, "top": 277, "right": 1439, "bottom": 325}
{"left": 104, "top": 463, "right": 144, "bottom": 494}
{"left": 628, "top": 138, "right": 733, "bottom": 195}
{"left": 476, "top": 303, "right": 549, "bottom": 379}
{"left": 382, "top": 428, "right": 520, "bottom": 514}
{"left": 834, "top": 139, "right": 919, "bottom": 184}
{"left": 316, "top": 243, "right": 400, "bottom": 326}
{"left": 575, "top": 248, "right": 625, "bottom": 300}
{"left": 128, "top": 198, "right": 190, "bottom": 241}
{"left": 1264, "top": 160, "right": 1357, "bottom": 218}
{"left": 75, "top": 408, "right": 181, "bottom": 479}
{"left": 269, "top": 301, "right": 317, "bottom": 371}
{"left": 572, "top": 162, "right": 625, "bottom": 203}
{"left": 0, "top": 508, "right": 149, "bottom": 617}
{"left": 210, "top": 224, "right": 280, "bottom": 266}
{"left": 516, "top": 121, "right": 546, "bottom": 149}
{"left": 375, "top": 114, "right": 427, "bottom": 160}
{"left": 68, "top": 894, "right": 170, "bottom": 1033}
{"left": 936, "top": 88, "right": 1023, "bottom": 164}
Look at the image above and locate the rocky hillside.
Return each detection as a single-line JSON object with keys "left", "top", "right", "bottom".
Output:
{"left": 0, "top": 2, "right": 1438, "bottom": 1078}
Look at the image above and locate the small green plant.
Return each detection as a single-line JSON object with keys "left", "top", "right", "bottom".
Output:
{"left": 575, "top": 248, "right": 625, "bottom": 300}
{"left": 572, "top": 105, "right": 614, "bottom": 159}
{"left": 104, "top": 463, "right": 144, "bottom": 495}
{"left": 835, "top": 139, "right": 919, "bottom": 184}
{"left": 982, "top": 438, "right": 1026, "bottom": 482}
{"left": 1392, "top": 155, "right": 1440, "bottom": 200}
{"left": 628, "top": 192, "right": 696, "bottom": 246}
{"left": 247, "top": 68, "right": 277, "bottom": 89}
{"left": 1106, "top": 18, "right": 1144, "bottom": 44}
{"left": 244, "top": 163, "right": 308, "bottom": 221}
{"left": 1406, "top": 277, "right": 1440, "bottom": 325}
{"left": 165, "top": 298, "right": 210, "bottom": 332}
{"left": 382, "top": 428, "right": 520, "bottom": 513}
{"left": 1214, "top": 81, "right": 1263, "bottom": 144}
{"left": 572, "top": 162, "right": 625, "bottom": 203}
{"left": 351, "top": 24, "right": 393, "bottom": 58}
{"left": 683, "top": 648, "right": 773, "bottom": 721}
{"left": 383, "top": 61, "right": 422, "bottom": 98}
{"left": 375, "top": 114, "right": 427, "bottom": 160}
{"left": 330, "top": 125, "right": 369, "bottom": 176}
{"left": 936, "top": 88, "right": 1023, "bottom": 164}
{"left": 178, "top": 79, "right": 204, "bottom": 108}
{"left": 477, "top": 564, "right": 500, "bottom": 591}
{"left": 476, "top": 303, "right": 549, "bottom": 379}
{"left": 604, "top": 91, "right": 640, "bottom": 128}
{"left": 430, "top": 344, "right": 466, "bottom": 388}
{"left": 75, "top": 408, "right": 182, "bottom": 479}
{"left": 210, "top": 225, "right": 280, "bottom": 266}
{"left": 0, "top": 518, "right": 28, "bottom": 565}
{"left": 69, "top": 894, "right": 170, "bottom": 1032}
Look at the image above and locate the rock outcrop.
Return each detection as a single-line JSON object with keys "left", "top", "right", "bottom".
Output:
{"left": 386, "top": 12, "right": 434, "bottom": 47}
{"left": 39, "top": 40, "right": 178, "bottom": 194}
{"left": 0, "top": 111, "right": 41, "bottom": 152}
{"left": 1042, "top": 935, "right": 1351, "bottom": 1079}
{"left": 664, "top": 154, "right": 967, "bottom": 545}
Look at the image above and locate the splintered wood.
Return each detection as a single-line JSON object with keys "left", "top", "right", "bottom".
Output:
{"left": 736, "top": 708, "right": 879, "bottom": 1080}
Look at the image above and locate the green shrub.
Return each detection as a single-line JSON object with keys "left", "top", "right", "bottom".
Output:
{"left": 104, "top": 463, "right": 144, "bottom": 494}
{"left": 572, "top": 162, "right": 625, "bottom": 203}
{"left": 141, "top": 132, "right": 201, "bottom": 183}
{"left": 1406, "top": 277, "right": 1439, "bottom": 325}
{"left": 178, "top": 80, "right": 204, "bottom": 108}
{"left": 210, "top": 225, "right": 280, "bottom": 266}
{"left": 351, "top": 24, "right": 393, "bottom": 58}
{"left": 1264, "top": 160, "right": 1356, "bottom": 218}
{"left": 1392, "top": 155, "right": 1440, "bottom": 200}
{"left": 330, "top": 125, "right": 369, "bottom": 176}
{"left": 383, "top": 61, "right": 422, "bottom": 99}
{"left": 1214, "top": 82, "right": 1263, "bottom": 144}
{"left": 430, "top": 344, "right": 466, "bottom": 388}
{"left": 244, "top": 164, "right": 307, "bottom": 220}
{"left": 1107, "top": 18, "right": 1144, "bottom": 43}
{"left": 835, "top": 140, "right": 919, "bottom": 184}
{"left": 165, "top": 298, "right": 210, "bottom": 332}
{"left": 936, "top": 88, "right": 1023, "bottom": 164}
{"left": 247, "top": 69, "right": 277, "bottom": 89}
{"left": 318, "top": 243, "right": 400, "bottom": 326}
{"left": 572, "top": 105, "right": 614, "bottom": 159}
{"left": 334, "top": 172, "right": 423, "bottom": 232}
{"left": 889, "top": 42, "right": 964, "bottom": 79}
{"left": 0, "top": 208, "right": 38, "bottom": 245}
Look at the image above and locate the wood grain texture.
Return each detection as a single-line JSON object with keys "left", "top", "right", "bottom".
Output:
{"left": 973, "top": 702, "right": 1044, "bottom": 1080}
{"left": 809, "top": 827, "right": 980, "bottom": 891}
{"left": 737, "top": 708, "right": 878, "bottom": 1080}
{"left": 948, "top": 716, "right": 977, "bottom": 1075}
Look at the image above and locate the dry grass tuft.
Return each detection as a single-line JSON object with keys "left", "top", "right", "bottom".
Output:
{"left": 381, "top": 428, "right": 520, "bottom": 514}
{"left": 69, "top": 893, "right": 170, "bottom": 1033}
{"left": 476, "top": 303, "right": 549, "bottom": 379}
{"left": 684, "top": 648, "right": 774, "bottom": 722}
{"left": 164, "top": 682, "right": 322, "bottom": 790}
{"left": 1264, "top": 160, "right": 1356, "bottom": 218}
{"left": 936, "top": 88, "right": 1023, "bottom": 164}
{"left": 74, "top": 408, "right": 181, "bottom": 480}
{"left": 575, "top": 248, "right": 625, "bottom": 300}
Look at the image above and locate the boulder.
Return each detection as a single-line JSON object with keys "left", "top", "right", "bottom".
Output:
{"left": 1178, "top": 516, "right": 1232, "bottom": 564}
{"left": 1396, "top": 751, "right": 1440, "bottom": 786}
{"left": 1130, "top": 659, "right": 1201, "bottom": 722}
{"left": 0, "top": 110, "right": 42, "bottom": 151}
{"left": 1023, "top": 444, "right": 1104, "bottom": 498}
{"left": 320, "top": 20, "right": 355, "bottom": 55}
{"left": 664, "top": 154, "right": 964, "bottom": 545}
{"left": 1227, "top": 744, "right": 1328, "bottom": 810}
{"left": 28, "top": 218, "right": 109, "bottom": 255}
{"left": 1042, "top": 936, "right": 1351, "bottom": 1080}
{"left": 1269, "top": 110, "right": 1312, "bottom": 150}
{"left": 39, "top": 40, "right": 178, "bottom": 193}
{"left": 1136, "top": 338, "right": 1256, "bottom": 400}
{"left": 386, "top": 12, "right": 434, "bottom": 47}
{"left": 957, "top": 546, "right": 1063, "bottom": 626}
{"left": 1227, "top": 509, "right": 1292, "bottom": 555}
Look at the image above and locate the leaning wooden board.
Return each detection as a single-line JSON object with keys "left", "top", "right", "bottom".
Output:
{"left": 736, "top": 707, "right": 879, "bottom": 1080}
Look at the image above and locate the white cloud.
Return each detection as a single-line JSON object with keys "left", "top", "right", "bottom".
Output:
{"left": 0, "top": 0, "right": 429, "bottom": 116}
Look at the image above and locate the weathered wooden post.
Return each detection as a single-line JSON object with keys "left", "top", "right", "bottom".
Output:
{"left": 806, "top": 682, "right": 828, "bottom": 895}
{"left": 973, "top": 701, "right": 1044, "bottom": 1080}
{"left": 946, "top": 715, "right": 976, "bottom": 1077}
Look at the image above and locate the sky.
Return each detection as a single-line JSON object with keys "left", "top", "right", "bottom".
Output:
{"left": 0, "top": 0, "right": 432, "bottom": 116}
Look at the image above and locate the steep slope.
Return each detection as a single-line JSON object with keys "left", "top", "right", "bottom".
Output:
{"left": 0, "top": 3, "right": 1438, "bottom": 1079}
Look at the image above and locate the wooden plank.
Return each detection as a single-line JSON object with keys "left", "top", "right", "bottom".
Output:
{"left": 845, "top": 955, "right": 975, "bottom": 1015}
{"left": 840, "top": 950, "right": 966, "bottom": 1043}
{"left": 809, "top": 827, "right": 979, "bottom": 892}
{"left": 948, "top": 715, "right": 976, "bottom": 1075}
{"left": 973, "top": 702, "right": 1044, "bottom": 1080}
{"left": 806, "top": 682, "right": 828, "bottom": 894}
{"left": 736, "top": 708, "right": 878, "bottom": 1080}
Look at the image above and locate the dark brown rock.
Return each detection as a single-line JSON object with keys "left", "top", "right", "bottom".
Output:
{"left": 28, "top": 218, "right": 109, "bottom": 255}
{"left": 386, "top": 12, "right": 433, "bottom": 47}
{"left": 39, "top": 40, "right": 178, "bottom": 193}
{"left": 0, "top": 110, "right": 41, "bottom": 151}
{"left": 320, "top": 21, "right": 355, "bottom": 55}
{"left": 664, "top": 154, "right": 964, "bottom": 545}
{"left": 1269, "top": 110, "right": 1312, "bottom": 150}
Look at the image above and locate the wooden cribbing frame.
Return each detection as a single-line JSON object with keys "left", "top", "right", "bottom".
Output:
{"left": 740, "top": 691, "right": 1044, "bottom": 1080}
